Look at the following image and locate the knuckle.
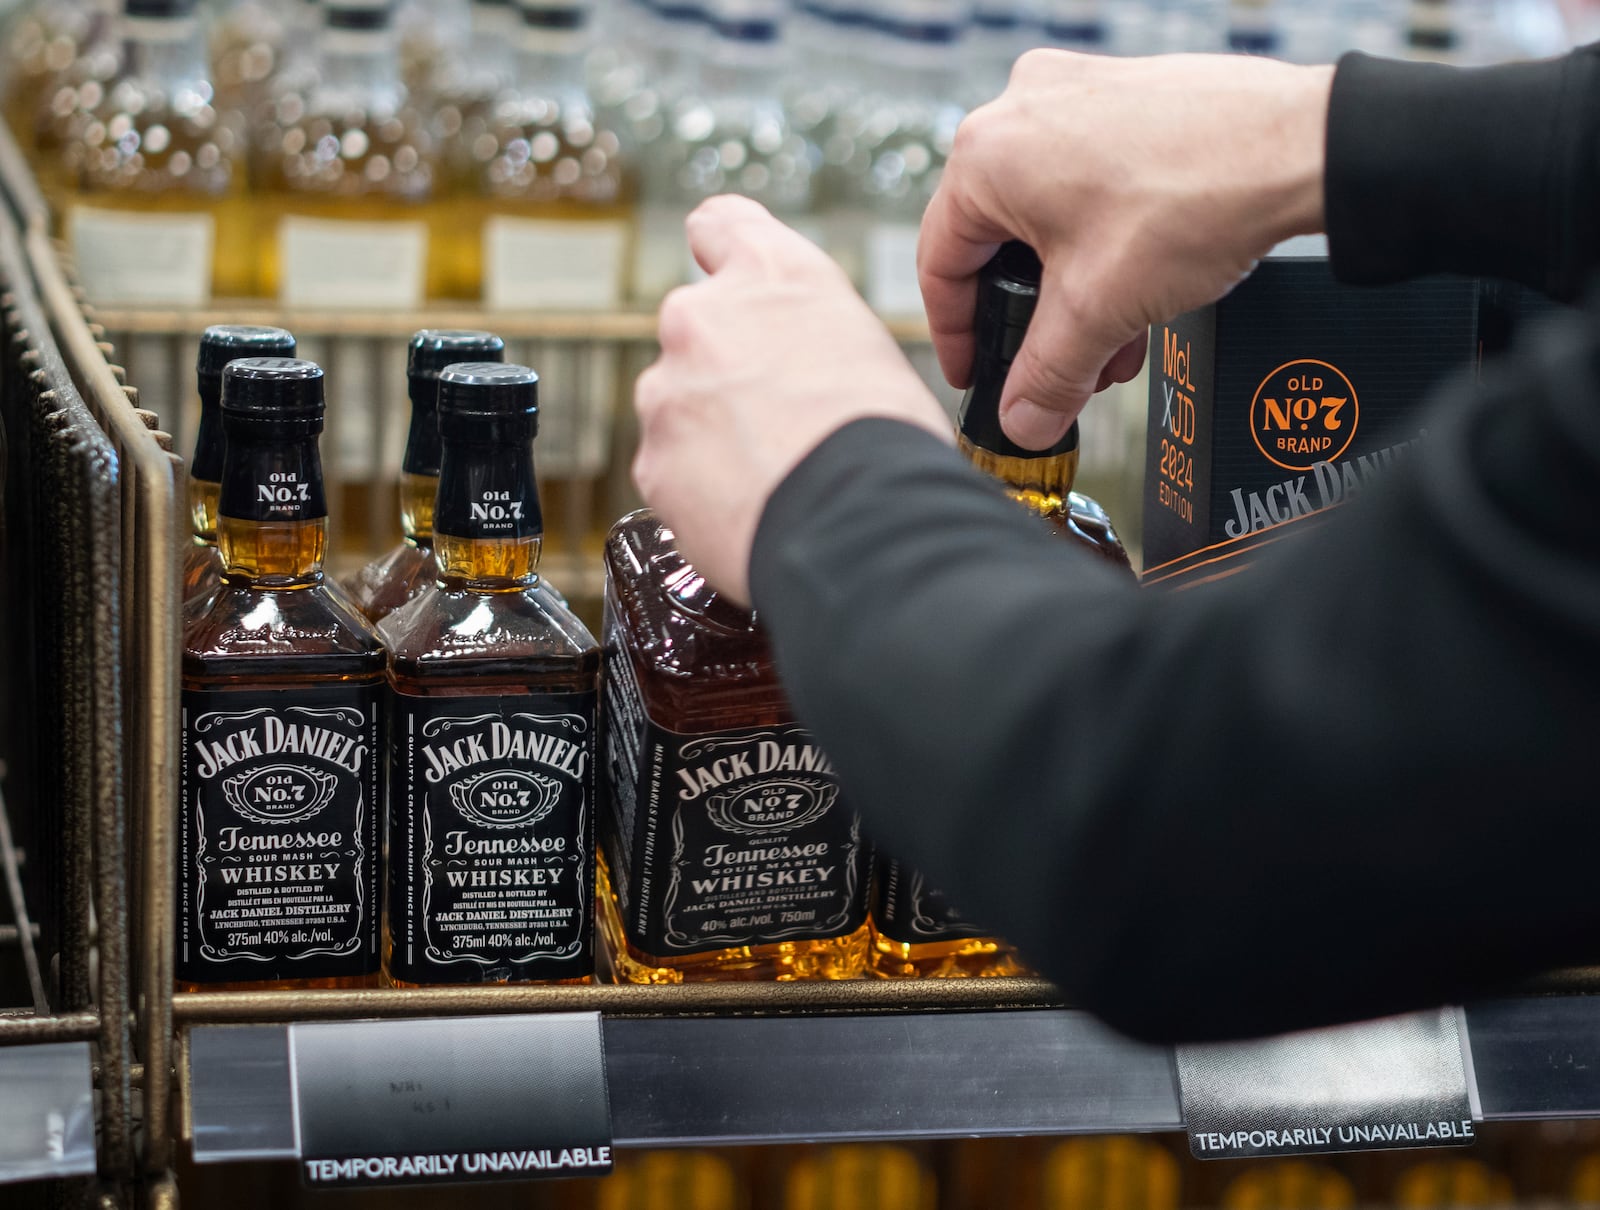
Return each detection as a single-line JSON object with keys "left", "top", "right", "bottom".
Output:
{"left": 656, "top": 286, "right": 703, "bottom": 349}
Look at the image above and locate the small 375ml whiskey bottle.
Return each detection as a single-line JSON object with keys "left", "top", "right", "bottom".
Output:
{"left": 183, "top": 325, "right": 297, "bottom": 605}
{"left": 343, "top": 329, "right": 505, "bottom": 624}
{"left": 599, "top": 511, "right": 871, "bottom": 982}
{"left": 381, "top": 363, "right": 599, "bottom": 986}
{"left": 871, "top": 240, "right": 1129, "bottom": 979}
{"left": 179, "top": 358, "right": 385, "bottom": 992}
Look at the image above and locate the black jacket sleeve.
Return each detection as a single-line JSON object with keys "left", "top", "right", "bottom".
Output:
{"left": 1327, "top": 46, "right": 1600, "bottom": 297}
{"left": 749, "top": 302, "right": 1600, "bottom": 1044}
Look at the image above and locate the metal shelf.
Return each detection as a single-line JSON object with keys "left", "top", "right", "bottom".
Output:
{"left": 182, "top": 992, "right": 1600, "bottom": 1163}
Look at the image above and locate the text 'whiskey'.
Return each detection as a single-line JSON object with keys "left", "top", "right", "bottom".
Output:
{"left": 343, "top": 328, "right": 505, "bottom": 624}
{"left": 599, "top": 511, "right": 871, "bottom": 982}
{"left": 380, "top": 362, "right": 599, "bottom": 986}
{"left": 183, "top": 324, "right": 296, "bottom": 605}
{"left": 179, "top": 357, "right": 386, "bottom": 992}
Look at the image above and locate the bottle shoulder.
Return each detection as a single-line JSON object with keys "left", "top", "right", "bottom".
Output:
{"left": 184, "top": 581, "right": 386, "bottom": 680}
{"left": 381, "top": 579, "right": 599, "bottom": 680}
{"left": 604, "top": 510, "right": 785, "bottom": 698}
{"left": 344, "top": 541, "right": 433, "bottom": 624}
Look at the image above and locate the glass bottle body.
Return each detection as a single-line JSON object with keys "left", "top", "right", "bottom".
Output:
{"left": 599, "top": 510, "right": 870, "bottom": 983}
{"left": 55, "top": 18, "right": 257, "bottom": 299}
{"left": 380, "top": 536, "right": 601, "bottom": 987}
{"left": 180, "top": 517, "right": 386, "bottom": 993}
{"left": 253, "top": 27, "right": 450, "bottom": 300}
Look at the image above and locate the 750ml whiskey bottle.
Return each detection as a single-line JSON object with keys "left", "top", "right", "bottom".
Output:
{"left": 183, "top": 325, "right": 297, "bottom": 604}
{"left": 179, "top": 358, "right": 385, "bottom": 992}
{"left": 871, "top": 240, "right": 1130, "bottom": 979}
{"left": 381, "top": 363, "right": 599, "bottom": 986}
{"left": 343, "top": 329, "right": 505, "bottom": 623}
{"left": 600, "top": 511, "right": 871, "bottom": 982}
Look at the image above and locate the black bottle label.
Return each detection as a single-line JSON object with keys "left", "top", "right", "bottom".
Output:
{"left": 177, "top": 684, "right": 381, "bottom": 983}
{"left": 872, "top": 858, "right": 988, "bottom": 944}
{"left": 217, "top": 438, "right": 327, "bottom": 523}
{"left": 602, "top": 651, "right": 868, "bottom": 959}
{"left": 389, "top": 691, "right": 596, "bottom": 983}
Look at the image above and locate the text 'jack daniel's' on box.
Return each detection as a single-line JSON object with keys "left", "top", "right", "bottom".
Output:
{"left": 1141, "top": 241, "right": 1479, "bottom": 589}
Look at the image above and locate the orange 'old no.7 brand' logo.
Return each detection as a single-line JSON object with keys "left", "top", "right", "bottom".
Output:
{"left": 1249, "top": 359, "right": 1359, "bottom": 472}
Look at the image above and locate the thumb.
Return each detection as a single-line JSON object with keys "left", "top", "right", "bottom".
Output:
{"left": 999, "top": 274, "right": 1125, "bottom": 449}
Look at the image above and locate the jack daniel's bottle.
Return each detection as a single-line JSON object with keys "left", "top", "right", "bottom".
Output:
{"left": 871, "top": 240, "right": 1130, "bottom": 979}
{"left": 343, "top": 329, "right": 505, "bottom": 623}
{"left": 183, "top": 325, "right": 297, "bottom": 605}
{"left": 179, "top": 358, "right": 385, "bottom": 991}
{"left": 381, "top": 363, "right": 599, "bottom": 986}
{"left": 599, "top": 511, "right": 871, "bottom": 982}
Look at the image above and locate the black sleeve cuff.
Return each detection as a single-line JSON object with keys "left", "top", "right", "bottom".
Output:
{"left": 1326, "top": 47, "right": 1600, "bottom": 299}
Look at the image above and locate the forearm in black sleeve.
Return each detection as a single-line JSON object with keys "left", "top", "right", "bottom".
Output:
{"left": 1326, "top": 45, "right": 1600, "bottom": 297}
{"left": 749, "top": 306, "right": 1600, "bottom": 1044}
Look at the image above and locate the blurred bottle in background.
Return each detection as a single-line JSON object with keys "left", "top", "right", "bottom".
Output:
{"left": 57, "top": 0, "right": 255, "bottom": 302}
{"left": 447, "top": 0, "right": 633, "bottom": 305}
{"left": 254, "top": 0, "right": 449, "bottom": 304}
{"left": 632, "top": 0, "right": 816, "bottom": 302}
{"left": 2, "top": 0, "right": 104, "bottom": 152}
{"left": 430, "top": 0, "right": 518, "bottom": 165}
{"left": 206, "top": 0, "right": 287, "bottom": 111}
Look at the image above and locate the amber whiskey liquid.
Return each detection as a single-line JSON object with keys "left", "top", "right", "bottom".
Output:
{"left": 599, "top": 510, "right": 871, "bottom": 983}
{"left": 344, "top": 329, "right": 505, "bottom": 623}
{"left": 380, "top": 362, "right": 599, "bottom": 986}
{"left": 179, "top": 358, "right": 385, "bottom": 993}
{"left": 183, "top": 325, "right": 297, "bottom": 605}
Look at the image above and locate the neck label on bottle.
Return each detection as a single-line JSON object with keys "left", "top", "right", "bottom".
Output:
{"left": 389, "top": 690, "right": 597, "bottom": 983}
{"left": 434, "top": 450, "right": 543, "bottom": 541}
{"left": 602, "top": 647, "right": 869, "bottom": 959}
{"left": 872, "top": 858, "right": 988, "bottom": 944}
{"left": 219, "top": 439, "right": 328, "bottom": 523}
{"left": 177, "top": 684, "right": 382, "bottom": 983}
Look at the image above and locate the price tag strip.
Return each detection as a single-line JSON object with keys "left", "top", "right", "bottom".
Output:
{"left": 1175, "top": 1007, "right": 1475, "bottom": 1160}
{"left": 0, "top": 1042, "right": 96, "bottom": 1185}
{"left": 288, "top": 1012, "right": 611, "bottom": 1188}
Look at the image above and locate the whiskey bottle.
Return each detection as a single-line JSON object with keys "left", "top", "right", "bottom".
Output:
{"left": 871, "top": 240, "right": 1130, "bottom": 979}
{"left": 254, "top": 0, "right": 449, "bottom": 305}
{"left": 381, "top": 362, "right": 599, "bottom": 986}
{"left": 444, "top": 0, "right": 633, "bottom": 306}
{"left": 599, "top": 510, "right": 871, "bottom": 982}
{"left": 343, "top": 328, "right": 505, "bottom": 624}
{"left": 179, "top": 357, "right": 385, "bottom": 992}
{"left": 955, "top": 241, "right": 1132, "bottom": 567}
{"left": 56, "top": 0, "right": 256, "bottom": 303}
{"left": 183, "top": 324, "right": 297, "bottom": 605}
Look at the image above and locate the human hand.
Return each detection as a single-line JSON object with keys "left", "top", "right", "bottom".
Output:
{"left": 919, "top": 50, "right": 1333, "bottom": 449}
{"left": 633, "top": 195, "right": 952, "bottom": 605}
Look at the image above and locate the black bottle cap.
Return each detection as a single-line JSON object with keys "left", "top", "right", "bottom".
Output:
{"left": 123, "top": 0, "right": 198, "bottom": 17}
{"left": 437, "top": 362, "right": 540, "bottom": 440}
{"left": 323, "top": 1, "right": 395, "bottom": 31}
{"left": 407, "top": 330, "right": 506, "bottom": 392}
{"left": 958, "top": 241, "right": 1080, "bottom": 460}
{"left": 198, "top": 326, "right": 298, "bottom": 386}
{"left": 220, "top": 358, "right": 325, "bottom": 436}
{"left": 519, "top": 2, "right": 591, "bottom": 31}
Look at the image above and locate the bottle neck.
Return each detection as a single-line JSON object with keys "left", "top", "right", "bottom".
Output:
{"left": 514, "top": 41, "right": 592, "bottom": 93}
{"left": 432, "top": 436, "right": 544, "bottom": 591}
{"left": 190, "top": 383, "right": 224, "bottom": 541}
{"left": 957, "top": 433, "right": 1080, "bottom": 520}
{"left": 119, "top": 13, "right": 210, "bottom": 88}
{"left": 400, "top": 389, "right": 440, "bottom": 545}
{"left": 216, "top": 432, "right": 330, "bottom": 586}
{"left": 315, "top": 27, "right": 404, "bottom": 112}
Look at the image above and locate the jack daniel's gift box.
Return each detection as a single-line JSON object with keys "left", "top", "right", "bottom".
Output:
{"left": 1141, "top": 242, "right": 1478, "bottom": 588}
